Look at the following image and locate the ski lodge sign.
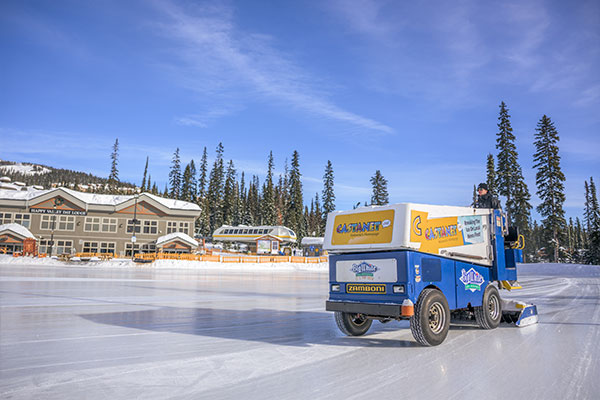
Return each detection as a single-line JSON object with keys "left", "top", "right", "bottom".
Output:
{"left": 30, "top": 208, "right": 87, "bottom": 216}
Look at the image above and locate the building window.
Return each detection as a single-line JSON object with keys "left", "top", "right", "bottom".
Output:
{"left": 101, "top": 218, "right": 117, "bottom": 233}
{"left": 40, "top": 215, "right": 52, "bottom": 230}
{"left": 58, "top": 216, "right": 75, "bottom": 231}
{"left": 166, "top": 221, "right": 177, "bottom": 234}
{"left": 99, "top": 242, "right": 116, "bottom": 254}
{"left": 56, "top": 240, "right": 73, "bottom": 255}
{"left": 14, "top": 214, "right": 31, "bottom": 228}
{"left": 125, "top": 243, "right": 140, "bottom": 256}
{"left": 179, "top": 222, "right": 189, "bottom": 234}
{"left": 84, "top": 217, "right": 101, "bottom": 232}
{"left": 126, "top": 219, "right": 141, "bottom": 234}
{"left": 143, "top": 220, "right": 158, "bottom": 234}
{"left": 38, "top": 239, "right": 50, "bottom": 254}
{"left": 141, "top": 243, "right": 156, "bottom": 253}
{"left": 82, "top": 241, "right": 99, "bottom": 253}
{"left": 0, "top": 212, "right": 12, "bottom": 224}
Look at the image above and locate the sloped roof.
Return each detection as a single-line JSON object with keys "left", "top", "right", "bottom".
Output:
{"left": 301, "top": 237, "right": 324, "bottom": 246}
{"left": 0, "top": 188, "right": 200, "bottom": 212}
{"left": 0, "top": 223, "right": 36, "bottom": 239}
{"left": 156, "top": 232, "right": 198, "bottom": 247}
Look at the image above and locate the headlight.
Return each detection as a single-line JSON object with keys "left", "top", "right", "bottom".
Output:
{"left": 331, "top": 284, "right": 341, "bottom": 292}
{"left": 393, "top": 285, "right": 405, "bottom": 294}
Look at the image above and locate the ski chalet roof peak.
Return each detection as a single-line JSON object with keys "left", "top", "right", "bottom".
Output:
{"left": 0, "top": 187, "right": 200, "bottom": 213}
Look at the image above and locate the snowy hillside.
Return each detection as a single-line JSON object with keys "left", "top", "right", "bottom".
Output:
{"left": 0, "top": 162, "right": 51, "bottom": 175}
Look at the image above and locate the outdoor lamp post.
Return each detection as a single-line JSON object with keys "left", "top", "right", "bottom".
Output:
{"left": 48, "top": 197, "right": 64, "bottom": 257}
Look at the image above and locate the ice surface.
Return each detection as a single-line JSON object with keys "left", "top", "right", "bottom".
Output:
{"left": 0, "top": 258, "right": 598, "bottom": 400}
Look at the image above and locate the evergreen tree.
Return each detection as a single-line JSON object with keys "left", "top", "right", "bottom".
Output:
{"left": 222, "top": 160, "right": 237, "bottom": 225}
{"left": 486, "top": 153, "right": 496, "bottom": 195}
{"left": 108, "top": 138, "right": 119, "bottom": 189}
{"left": 147, "top": 175, "right": 151, "bottom": 194}
{"left": 314, "top": 192, "right": 322, "bottom": 236}
{"left": 287, "top": 151, "right": 304, "bottom": 239}
{"left": 207, "top": 143, "right": 225, "bottom": 233}
{"left": 198, "top": 147, "right": 208, "bottom": 200}
{"left": 370, "top": 170, "right": 389, "bottom": 205}
{"left": 181, "top": 163, "right": 192, "bottom": 202}
{"left": 261, "top": 151, "right": 276, "bottom": 225}
{"left": 494, "top": 102, "right": 532, "bottom": 240}
{"left": 585, "top": 177, "right": 600, "bottom": 264}
{"left": 141, "top": 156, "right": 149, "bottom": 191}
{"left": 533, "top": 115, "right": 566, "bottom": 262}
{"left": 322, "top": 160, "right": 335, "bottom": 230}
{"left": 195, "top": 147, "right": 210, "bottom": 236}
{"left": 472, "top": 184, "right": 477, "bottom": 207}
{"left": 151, "top": 182, "right": 158, "bottom": 195}
{"left": 168, "top": 148, "right": 182, "bottom": 199}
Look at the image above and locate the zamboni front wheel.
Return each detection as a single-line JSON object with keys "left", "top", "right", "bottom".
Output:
{"left": 474, "top": 284, "right": 502, "bottom": 329}
{"left": 410, "top": 289, "right": 450, "bottom": 346}
{"left": 334, "top": 311, "right": 372, "bottom": 336}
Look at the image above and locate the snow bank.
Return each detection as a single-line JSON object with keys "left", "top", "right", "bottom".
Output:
{"left": 0, "top": 254, "right": 328, "bottom": 272}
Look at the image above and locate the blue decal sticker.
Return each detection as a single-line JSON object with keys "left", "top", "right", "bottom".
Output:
{"left": 459, "top": 268, "right": 485, "bottom": 292}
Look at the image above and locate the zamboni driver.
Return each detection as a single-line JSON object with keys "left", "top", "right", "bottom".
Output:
{"left": 475, "top": 183, "right": 502, "bottom": 209}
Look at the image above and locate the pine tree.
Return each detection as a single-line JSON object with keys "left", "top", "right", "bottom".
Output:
{"left": 196, "top": 147, "right": 210, "bottom": 236}
{"left": 168, "top": 148, "right": 182, "bottom": 199}
{"left": 222, "top": 160, "right": 237, "bottom": 225}
{"left": 486, "top": 154, "right": 496, "bottom": 195}
{"left": 472, "top": 184, "right": 477, "bottom": 207}
{"left": 322, "top": 160, "right": 335, "bottom": 230}
{"left": 198, "top": 147, "right": 208, "bottom": 201}
{"left": 180, "top": 163, "right": 193, "bottom": 202}
{"left": 141, "top": 156, "right": 149, "bottom": 191}
{"left": 370, "top": 170, "right": 389, "bottom": 205}
{"left": 494, "top": 102, "right": 532, "bottom": 240}
{"left": 147, "top": 175, "right": 151, "bottom": 194}
{"left": 108, "top": 138, "right": 119, "bottom": 189}
{"left": 533, "top": 115, "right": 566, "bottom": 262}
{"left": 287, "top": 151, "right": 304, "bottom": 239}
{"left": 262, "top": 151, "right": 276, "bottom": 225}
{"left": 207, "top": 143, "right": 225, "bottom": 234}
{"left": 585, "top": 177, "right": 600, "bottom": 264}
{"left": 314, "top": 192, "right": 322, "bottom": 236}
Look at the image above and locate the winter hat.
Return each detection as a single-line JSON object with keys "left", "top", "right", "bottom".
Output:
{"left": 477, "top": 182, "right": 488, "bottom": 191}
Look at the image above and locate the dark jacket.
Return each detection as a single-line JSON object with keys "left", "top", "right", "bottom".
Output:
{"left": 475, "top": 192, "right": 502, "bottom": 209}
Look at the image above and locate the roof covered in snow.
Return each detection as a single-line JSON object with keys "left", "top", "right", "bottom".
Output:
{"left": 0, "top": 223, "right": 36, "bottom": 239}
{"left": 301, "top": 237, "right": 324, "bottom": 246}
{"left": 156, "top": 232, "right": 198, "bottom": 247}
{"left": 0, "top": 187, "right": 200, "bottom": 213}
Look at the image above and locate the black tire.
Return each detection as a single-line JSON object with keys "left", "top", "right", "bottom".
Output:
{"left": 410, "top": 289, "right": 450, "bottom": 346}
{"left": 475, "top": 284, "right": 502, "bottom": 329}
{"left": 334, "top": 311, "right": 372, "bottom": 336}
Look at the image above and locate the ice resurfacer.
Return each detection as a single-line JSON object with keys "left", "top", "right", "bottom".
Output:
{"left": 324, "top": 203, "right": 538, "bottom": 346}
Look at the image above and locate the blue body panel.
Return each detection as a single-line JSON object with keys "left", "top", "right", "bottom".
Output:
{"left": 329, "top": 250, "right": 497, "bottom": 311}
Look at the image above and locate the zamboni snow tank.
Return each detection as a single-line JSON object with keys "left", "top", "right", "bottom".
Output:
{"left": 324, "top": 203, "right": 537, "bottom": 346}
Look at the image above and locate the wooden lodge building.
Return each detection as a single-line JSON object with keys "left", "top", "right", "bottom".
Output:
{"left": 0, "top": 187, "right": 201, "bottom": 256}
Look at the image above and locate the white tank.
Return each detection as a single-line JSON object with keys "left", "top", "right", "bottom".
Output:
{"left": 323, "top": 203, "right": 494, "bottom": 266}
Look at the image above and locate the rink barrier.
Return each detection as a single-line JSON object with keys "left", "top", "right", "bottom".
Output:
{"left": 130, "top": 253, "right": 328, "bottom": 264}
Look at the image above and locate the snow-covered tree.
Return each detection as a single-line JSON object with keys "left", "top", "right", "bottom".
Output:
{"left": 261, "top": 151, "right": 276, "bottom": 225}
{"left": 141, "top": 156, "right": 149, "bottom": 191}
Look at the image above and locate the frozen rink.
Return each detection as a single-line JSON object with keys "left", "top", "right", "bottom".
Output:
{"left": 1, "top": 259, "right": 599, "bottom": 400}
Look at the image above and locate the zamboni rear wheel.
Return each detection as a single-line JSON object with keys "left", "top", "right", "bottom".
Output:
{"left": 334, "top": 312, "right": 372, "bottom": 336}
{"left": 410, "top": 289, "right": 450, "bottom": 346}
{"left": 475, "top": 284, "right": 502, "bottom": 329}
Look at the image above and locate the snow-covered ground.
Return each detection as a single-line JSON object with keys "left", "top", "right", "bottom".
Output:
{"left": 0, "top": 257, "right": 598, "bottom": 399}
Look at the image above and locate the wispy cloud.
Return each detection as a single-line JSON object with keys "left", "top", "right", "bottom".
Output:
{"left": 152, "top": 0, "right": 393, "bottom": 134}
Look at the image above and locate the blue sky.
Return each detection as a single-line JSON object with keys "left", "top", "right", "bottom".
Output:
{"left": 1, "top": 0, "right": 598, "bottom": 220}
